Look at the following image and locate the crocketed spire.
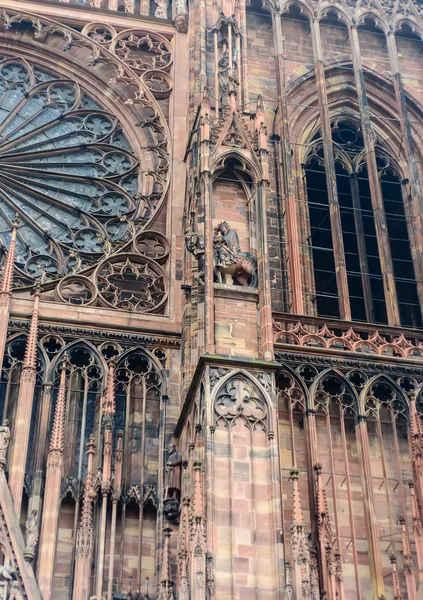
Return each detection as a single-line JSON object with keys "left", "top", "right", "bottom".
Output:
{"left": 48, "top": 355, "right": 68, "bottom": 456}
{"left": 0, "top": 214, "right": 18, "bottom": 297}
{"left": 158, "top": 527, "right": 175, "bottom": 600}
{"left": 23, "top": 285, "right": 41, "bottom": 370}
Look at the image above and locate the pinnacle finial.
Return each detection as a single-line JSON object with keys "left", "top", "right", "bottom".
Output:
{"left": 103, "top": 359, "right": 116, "bottom": 416}
{"left": 49, "top": 364, "right": 67, "bottom": 454}
{"left": 22, "top": 289, "right": 40, "bottom": 370}
{"left": 0, "top": 218, "right": 19, "bottom": 295}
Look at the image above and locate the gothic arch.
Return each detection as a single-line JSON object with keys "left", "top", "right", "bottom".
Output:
{"left": 47, "top": 339, "right": 107, "bottom": 381}
{"left": 210, "top": 368, "right": 276, "bottom": 430}
{"left": 317, "top": 4, "right": 352, "bottom": 26}
{"left": 210, "top": 150, "right": 262, "bottom": 184}
{"left": 210, "top": 369, "right": 281, "bottom": 598}
{"left": 309, "top": 368, "right": 360, "bottom": 414}
{"left": 288, "top": 64, "right": 408, "bottom": 163}
{"left": 278, "top": 0, "right": 315, "bottom": 21}
{"left": 360, "top": 373, "right": 410, "bottom": 418}
{"left": 286, "top": 56, "right": 423, "bottom": 326}
{"left": 116, "top": 346, "right": 165, "bottom": 385}
{"left": 2, "top": 332, "right": 48, "bottom": 378}
{"left": 276, "top": 362, "right": 309, "bottom": 396}
{"left": 393, "top": 15, "right": 423, "bottom": 38}
{"left": 356, "top": 11, "right": 390, "bottom": 32}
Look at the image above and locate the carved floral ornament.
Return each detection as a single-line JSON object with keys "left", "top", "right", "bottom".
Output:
{"left": 274, "top": 318, "right": 423, "bottom": 359}
{"left": 82, "top": 24, "right": 174, "bottom": 99}
{"left": 214, "top": 374, "right": 268, "bottom": 429}
{"left": 0, "top": 12, "right": 172, "bottom": 313}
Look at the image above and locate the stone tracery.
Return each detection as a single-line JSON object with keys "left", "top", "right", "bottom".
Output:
{"left": 0, "top": 56, "right": 157, "bottom": 288}
{"left": 0, "top": 11, "right": 172, "bottom": 315}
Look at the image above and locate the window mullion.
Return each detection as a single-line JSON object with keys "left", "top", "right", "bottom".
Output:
{"left": 350, "top": 172, "right": 375, "bottom": 323}
{"left": 311, "top": 19, "right": 351, "bottom": 322}
{"left": 349, "top": 25, "right": 401, "bottom": 327}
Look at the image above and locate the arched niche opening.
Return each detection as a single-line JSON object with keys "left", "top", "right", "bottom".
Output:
{"left": 362, "top": 378, "right": 415, "bottom": 597}
{"left": 319, "top": 10, "right": 350, "bottom": 62}
{"left": 357, "top": 16, "right": 390, "bottom": 67}
{"left": 312, "top": 372, "right": 371, "bottom": 596}
{"left": 0, "top": 337, "right": 44, "bottom": 477}
{"left": 211, "top": 372, "right": 276, "bottom": 598}
{"left": 245, "top": 0, "right": 277, "bottom": 102}
{"left": 212, "top": 157, "right": 255, "bottom": 268}
{"left": 120, "top": 500, "right": 140, "bottom": 594}
{"left": 52, "top": 496, "right": 76, "bottom": 600}
{"left": 114, "top": 350, "right": 162, "bottom": 488}
{"left": 394, "top": 24, "right": 423, "bottom": 111}
{"left": 50, "top": 346, "right": 102, "bottom": 482}
{"left": 141, "top": 501, "right": 157, "bottom": 588}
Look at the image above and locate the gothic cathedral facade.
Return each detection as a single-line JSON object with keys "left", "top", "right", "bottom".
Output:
{"left": 1, "top": 0, "right": 423, "bottom": 598}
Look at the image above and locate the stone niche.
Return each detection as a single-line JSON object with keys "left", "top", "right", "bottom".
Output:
{"left": 212, "top": 158, "right": 259, "bottom": 357}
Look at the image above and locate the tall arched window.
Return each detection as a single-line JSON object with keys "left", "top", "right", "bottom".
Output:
{"left": 304, "top": 119, "right": 422, "bottom": 327}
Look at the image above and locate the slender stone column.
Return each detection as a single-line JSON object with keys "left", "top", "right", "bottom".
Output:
{"left": 107, "top": 430, "right": 123, "bottom": 600}
{"left": 350, "top": 173, "right": 374, "bottom": 322}
{"left": 289, "top": 468, "right": 312, "bottom": 596}
{"left": 29, "top": 382, "right": 53, "bottom": 517}
{"left": 357, "top": 416, "right": 385, "bottom": 598}
{"left": 158, "top": 527, "right": 175, "bottom": 600}
{"left": 257, "top": 105, "right": 273, "bottom": 359}
{"left": 390, "top": 554, "right": 401, "bottom": 600}
{"left": 73, "top": 436, "right": 96, "bottom": 600}
{"left": 272, "top": 12, "right": 303, "bottom": 314}
{"left": 314, "top": 464, "right": 337, "bottom": 600}
{"left": 399, "top": 515, "right": 417, "bottom": 600}
{"left": 190, "top": 460, "right": 206, "bottom": 600}
{"left": 311, "top": 19, "right": 351, "bottom": 321}
{"left": 96, "top": 424, "right": 112, "bottom": 600}
{"left": 178, "top": 497, "right": 190, "bottom": 600}
{"left": 0, "top": 216, "right": 18, "bottom": 372}
{"left": 9, "top": 286, "right": 41, "bottom": 517}
{"left": 349, "top": 25, "right": 400, "bottom": 326}
{"left": 409, "top": 481, "right": 423, "bottom": 589}
{"left": 199, "top": 90, "right": 214, "bottom": 354}
{"left": 385, "top": 31, "right": 423, "bottom": 316}
{"left": 96, "top": 360, "right": 115, "bottom": 600}
{"left": 254, "top": 105, "right": 274, "bottom": 360}
{"left": 37, "top": 356, "right": 68, "bottom": 600}
{"left": 410, "top": 399, "right": 423, "bottom": 511}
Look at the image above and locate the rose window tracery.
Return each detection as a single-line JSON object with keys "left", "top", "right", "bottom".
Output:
{"left": 0, "top": 57, "right": 157, "bottom": 286}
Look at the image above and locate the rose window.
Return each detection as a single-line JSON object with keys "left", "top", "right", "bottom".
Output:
{"left": 0, "top": 57, "right": 152, "bottom": 285}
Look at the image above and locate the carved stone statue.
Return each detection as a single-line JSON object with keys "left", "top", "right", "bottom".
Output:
{"left": 23, "top": 510, "right": 39, "bottom": 562}
{"left": 0, "top": 420, "right": 10, "bottom": 466}
{"left": 218, "top": 50, "right": 240, "bottom": 102}
{"left": 165, "top": 444, "right": 182, "bottom": 500}
{"left": 214, "top": 221, "right": 240, "bottom": 268}
{"left": 185, "top": 231, "right": 205, "bottom": 286}
{"left": 154, "top": 0, "right": 169, "bottom": 18}
{"left": 218, "top": 51, "right": 230, "bottom": 97}
{"left": 164, "top": 445, "right": 182, "bottom": 525}
{"left": 8, "top": 580, "right": 24, "bottom": 600}
{"left": 163, "top": 498, "right": 181, "bottom": 525}
{"left": 213, "top": 222, "right": 257, "bottom": 287}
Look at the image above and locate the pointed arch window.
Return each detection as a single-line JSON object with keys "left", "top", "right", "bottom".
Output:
{"left": 304, "top": 119, "right": 422, "bottom": 328}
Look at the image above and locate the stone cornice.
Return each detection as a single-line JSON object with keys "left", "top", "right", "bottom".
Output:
{"left": 8, "top": 318, "right": 181, "bottom": 348}
{"left": 0, "top": 0, "right": 176, "bottom": 32}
